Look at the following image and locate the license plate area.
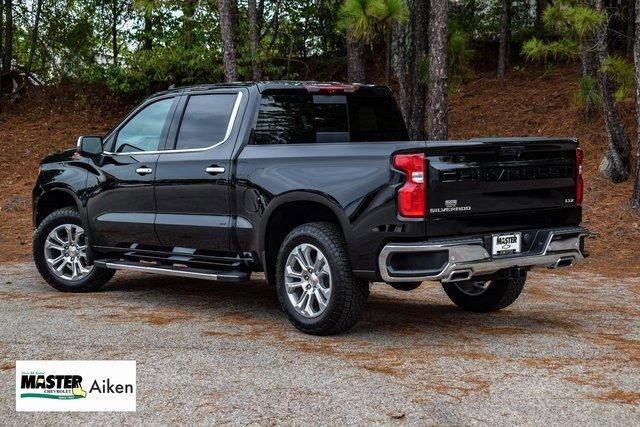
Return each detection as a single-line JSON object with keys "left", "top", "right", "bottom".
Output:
{"left": 492, "top": 232, "right": 522, "bottom": 256}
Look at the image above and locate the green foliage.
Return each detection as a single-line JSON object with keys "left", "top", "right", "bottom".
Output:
{"left": 574, "top": 75, "right": 601, "bottom": 109}
{"left": 522, "top": 0, "right": 605, "bottom": 63}
{"left": 338, "top": 0, "right": 407, "bottom": 41}
{"left": 602, "top": 55, "right": 636, "bottom": 102}
{"left": 82, "top": 46, "right": 225, "bottom": 93}
{"left": 542, "top": 3, "right": 605, "bottom": 39}
{"left": 522, "top": 37, "right": 581, "bottom": 62}
{"left": 448, "top": 24, "right": 474, "bottom": 87}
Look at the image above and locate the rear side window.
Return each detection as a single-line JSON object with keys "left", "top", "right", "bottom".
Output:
{"left": 251, "top": 93, "right": 315, "bottom": 145}
{"left": 251, "top": 89, "right": 408, "bottom": 145}
{"left": 175, "top": 93, "right": 237, "bottom": 150}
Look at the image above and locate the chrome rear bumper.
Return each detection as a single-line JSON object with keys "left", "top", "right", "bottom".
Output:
{"left": 378, "top": 226, "right": 592, "bottom": 283}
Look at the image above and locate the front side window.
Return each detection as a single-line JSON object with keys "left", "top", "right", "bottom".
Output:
{"left": 113, "top": 98, "right": 174, "bottom": 153}
{"left": 175, "top": 94, "right": 237, "bottom": 150}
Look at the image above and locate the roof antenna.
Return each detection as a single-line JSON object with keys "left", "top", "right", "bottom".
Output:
{"left": 168, "top": 84, "right": 175, "bottom": 90}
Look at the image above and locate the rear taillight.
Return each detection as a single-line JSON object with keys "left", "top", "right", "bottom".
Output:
{"left": 576, "top": 148, "right": 584, "bottom": 205}
{"left": 393, "top": 153, "right": 427, "bottom": 217}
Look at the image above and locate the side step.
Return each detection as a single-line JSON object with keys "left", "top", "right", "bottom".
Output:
{"left": 94, "top": 260, "right": 249, "bottom": 283}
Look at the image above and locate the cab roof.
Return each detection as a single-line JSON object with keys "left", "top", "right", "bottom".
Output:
{"left": 152, "top": 81, "right": 386, "bottom": 98}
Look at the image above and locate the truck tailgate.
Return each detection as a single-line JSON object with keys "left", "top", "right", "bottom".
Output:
{"left": 425, "top": 138, "right": 580, "bottom": 237}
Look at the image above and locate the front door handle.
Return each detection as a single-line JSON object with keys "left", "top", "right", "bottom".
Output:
{"left": 135, "top": 167, "right": 153, "bottom": 175}
{"left": 205, "top": 166, "right": 226, "bottom": 175}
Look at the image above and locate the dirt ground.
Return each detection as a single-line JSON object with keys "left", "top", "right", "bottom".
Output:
{"left": 1, "top": 264, "right": 639, "bottom": 423}
{"left": 0, "top": 66, "right": 639, "bottom": 275}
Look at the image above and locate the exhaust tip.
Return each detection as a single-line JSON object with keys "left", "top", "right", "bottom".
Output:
{"left": 448, "top": 270, "right": 473, "bottom": 282}
{"left": 555, "top": 257, "right": 573, "bottom": 268}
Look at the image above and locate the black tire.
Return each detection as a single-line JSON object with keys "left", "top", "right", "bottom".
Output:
{"left": 33, "top": 207, "right": 115, "bottom": 292}
{"left": 442, "top": 271, "right": 527, "bottom": 312}
{"left": 275, "top": 222, "right": 369, "bottom": 335}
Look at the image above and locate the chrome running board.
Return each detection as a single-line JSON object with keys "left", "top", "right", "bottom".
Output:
{"left": 94, "top": 260, "right": 249, "bottom": 282}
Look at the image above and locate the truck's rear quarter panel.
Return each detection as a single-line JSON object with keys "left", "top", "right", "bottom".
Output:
{"left": 234, "top": 141, "right": 427, "bottom": 274}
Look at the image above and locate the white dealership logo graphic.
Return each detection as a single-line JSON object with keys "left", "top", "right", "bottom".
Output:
{"left": 16, "top": 360, "right": 136, "bottom": 412}
{"left": 430, "top": 199, "right": 472, "bottom": 214}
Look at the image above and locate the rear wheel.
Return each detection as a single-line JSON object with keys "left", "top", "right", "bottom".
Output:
{"left": 442, "top": 271, "right": 527, "bottom": 312}
{"left": 33, "top": 208, "right": 115, "bottom": 292}
{"left": 275, "top": 222, "right": 369, "bottom": 335}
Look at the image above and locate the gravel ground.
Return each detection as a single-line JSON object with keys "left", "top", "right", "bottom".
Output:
{"left": 0, "top": 262, "right": 639, "bottom": 425}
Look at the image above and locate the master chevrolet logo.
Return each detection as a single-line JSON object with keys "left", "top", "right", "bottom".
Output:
{"left": 16, "top": 361, "right": 136, "bottom": 412}
{"left": 20, "top": 374, "right": 87, "bottom": 400}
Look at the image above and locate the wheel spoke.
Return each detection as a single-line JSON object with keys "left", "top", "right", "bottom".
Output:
{"left": 45, "top": 241, "right": 65, "bottom": 252}
{"left": 313, "top": 254, "right": 325, "bottom": 272}
{"left": 292, "top": 252, "right": 308, "bottom": 273}
{"left": 317, "top": 283, "right": 330, "bottom": 298}
{"left": 304, "top": 292, "right": 315, "bottom": 316}
{"left": 314, "top": 289, "right": 328, "bottom": 308}
{"left": 75, "top": 259, "right": 90, "bottom": 275}
{"left": 295, "top": 292, "right": 309, "bottom": 309}
{"left": 301, "top": 245, "right": 314, "bottom": 269}
{"left": 47, "top": 254, "right": 64, "bottom": 265}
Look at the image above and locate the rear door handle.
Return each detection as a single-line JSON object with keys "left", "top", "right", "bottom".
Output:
{"left": 205, "top": 166, "right": 226, "bottom": 175}
{"left": 135, "top": 167, "right": 153, "bottom": 175}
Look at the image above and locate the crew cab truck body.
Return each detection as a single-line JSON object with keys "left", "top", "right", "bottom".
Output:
{"left": 32, "top": 82, "right": 591, "bottom": 335}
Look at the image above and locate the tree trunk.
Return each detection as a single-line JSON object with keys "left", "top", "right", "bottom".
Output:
{"left": 248, "top": 0, "right": 260, "bottom": 80}
{"left": 535, "top": 0, "right": 543, "bottom": 37}
{"left": 183, "top": 0, "right": 196, "bottom": 50}
{"left": 497, "top": 0, "right": 511, "bottom": 77}
{"left": 142, "top": 15, "right": 152, "bottom": 51}
{"left": 628, "top": 0, "right": 636, "bottom": 56}
{"left": 427, "top": 0, "right": 448, "bottom": 140}
{"left": 2, "top": 0, "right": 13, "bottom": 74}
{"left": 385, "top": 27, "right": 391, "bottom": 86}
{"left": 632, "top": 0, "right": 640, "bottom": 210}
{"left": 0, "top": 0, "right": 3, "bottom": 96}
{"left": 392, "top": 21, "right": 410, "bottom": 122}
{"left": 391, "top": 0, "right": 427, "bottom": 140}
{"left": 409, "top": 0, "right": 427, "bottom": 140}
{"left": 0, "top": 0, "right": 4, "bottom": 80}
{"left": 346, "top": 28, "right": 365, "bottom": 83}
{"left": 596, "top": 0, "right": 632, "bottom": 182}
{"left": 218, "top": 0, "right": 237, "bottom": 82}
{"left": 25, "top": 0, "right": 43, "bottom": 76}
{"left": 111, "top": 1, "right": 119, "bottom": 66}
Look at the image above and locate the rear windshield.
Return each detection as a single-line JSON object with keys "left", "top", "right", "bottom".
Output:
{"left": 251, "top": 88, "right": 408, "bottom": 145}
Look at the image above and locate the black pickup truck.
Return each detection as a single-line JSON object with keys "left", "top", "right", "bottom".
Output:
{"left": 32, "top": 82, "right": 590, "bottom": 335}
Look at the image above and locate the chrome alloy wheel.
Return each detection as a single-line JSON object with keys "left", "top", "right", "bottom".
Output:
{"left": 284, "top": 243, "right": 332, "bottom": 318}
{"left": 44, "top": 224, "right": 93, "bottom": 281}
{"left": 455, "top": 280, "right": 491, "bottom": 296}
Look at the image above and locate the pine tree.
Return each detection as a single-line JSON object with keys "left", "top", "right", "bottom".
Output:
{"left": 427, "top": 0, "right": 448, "bottom": 140}
{"left": 497, "top": 0, "right": 511, "bottom": 77}
{"left": 632, "top": 0, "right": 640, "bottom": 210}
{"left": 218, "top": 0, "right": 237, "bottom": 82}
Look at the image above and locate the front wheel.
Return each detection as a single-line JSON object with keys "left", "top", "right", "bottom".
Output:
{"left": 442, "top": 271, "right": 527, "bottom": 312}
{"left": 275, "top": 222, "right": 369, "bottom": 335}
{"left": 33, "top": 207, "right": 115, "bottom": 292}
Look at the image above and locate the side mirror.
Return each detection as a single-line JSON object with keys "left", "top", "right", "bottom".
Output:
{"left": 77, "top": 135, "right": 103, "bottom": 155}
